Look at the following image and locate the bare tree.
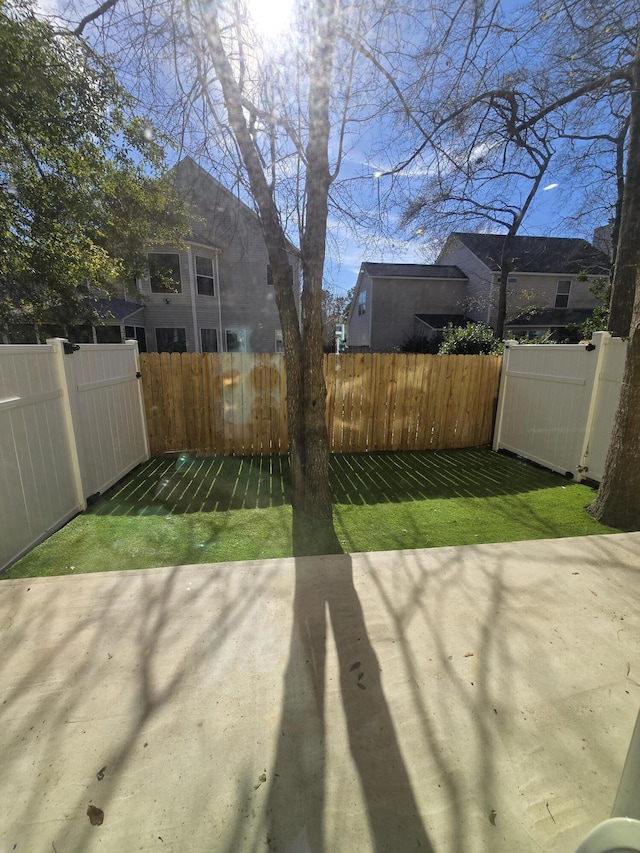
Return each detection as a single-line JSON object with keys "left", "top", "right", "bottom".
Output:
{"left": 66, "top": 0, "right": 424, "bottom": 551}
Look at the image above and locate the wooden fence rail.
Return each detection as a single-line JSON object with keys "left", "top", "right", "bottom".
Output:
{"left": 139, "top": 352, "right": 502, "bottom": 456}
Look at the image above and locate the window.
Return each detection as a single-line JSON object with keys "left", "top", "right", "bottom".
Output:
{"left": 196, "top": 256, "right": 215, "bottom": 296}
{"left": 8, "top": 324, "right": 38, "bottom": 344}
{"left": 200, "top": 328, "right": 218, "bottom": 353}
{"left": 125, "top": 325, "right": 147, "bottom": 353}
{"left": 357, "top": 290, "right": 367, "bottom": 315}
{"left": 156, "top": 327, "right": 187, "bottom": 353}
{"left": 226, "top": 328, "right": 247, "bottom": 352}
{"left": 555, "top": 280, "right": 571, "bottom": 308}
{"left": 275, "top": 330, "right": 284, "bottom": 353}
{"left": 148, "top": 253, "right": 182, "bottom": 293}
{"left": 94, "top": 326, "right": 121, "bottom": 344}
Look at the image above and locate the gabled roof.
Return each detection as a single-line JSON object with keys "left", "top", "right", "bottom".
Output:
{"left": 451, "top": 233, "right": 609, "bottom": 275}
{"left": 361, "top": 262, "right": 467, "bottom": 280}
{"left": 171, "top": 157, "right": 300, "bottom": 257}
{"left": 508, "top": 308, "right": 593, "bottom": 327}
{"left": 415, "top": 313, "right": 467, "bottom": 329}
{"left": 89, "top": 298, "right": 144, "bottom": 322}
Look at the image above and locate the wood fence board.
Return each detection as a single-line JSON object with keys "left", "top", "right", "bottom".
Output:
{"left": 358, "top": 353, "right": 373, "bottom": 453}
{"left": 414, "top": 357, "right": 433, "bottom": 450}
{"left": 181, "top": 354, "right": 195, "bottom": 452}
{"left": 139, "top": 352, "right": 502, "bottom": 457}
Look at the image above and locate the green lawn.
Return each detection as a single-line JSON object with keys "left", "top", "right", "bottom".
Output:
{"left": 2, "top": 448, "right": 621, "bottom": 579}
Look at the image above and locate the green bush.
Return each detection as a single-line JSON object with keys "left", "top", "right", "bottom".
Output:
{"left": 398, "top": 333, "right": 441, "bottom": 354}
{"left": 438, "top": 322, "right": 503, "bottom": 355}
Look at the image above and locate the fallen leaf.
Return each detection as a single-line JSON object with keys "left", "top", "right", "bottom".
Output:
{"left": 357, "top": 672, "right": 364, "bottom": 681}
{"left": 253, "top": 772, "right": 267, "bottom": 790}
{"left": 357, "top": 683, "right": 366, "bottom": 690}
{"left": 489, "top": 809, "right": 497, "bottom": 826}
{"left": 87, "top": 805, "right": 104, "bottom": 826}
{"left": 350, "top": 661, "right": 361, "bottom": 672}
{"left": 96, "top": 766, "right": 106, "bottom": 781}
{"left": 590, "top": 590, "right": 598, "bottom": 597}
{"left": 572, "top": 572, "right": 580, "bottom": 575}
{"left": 464, "top": 652, "right": 474, "bottom": 658}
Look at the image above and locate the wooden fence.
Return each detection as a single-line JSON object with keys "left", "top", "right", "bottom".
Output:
{"left": 139, "top": 352, "right": 503, "bottom": 456}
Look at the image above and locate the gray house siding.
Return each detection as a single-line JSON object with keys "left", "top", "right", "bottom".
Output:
{"left": 137, "top": 158, "right": 299, "bottom": 353}
{"left": 437, "top": 237, "right": 493, "bottom": 324}
{"left": 370, "top": 277, "right": 467, "bottom": 351}
{"left": 347, "top": 270, "right": 373, "bottom": 348}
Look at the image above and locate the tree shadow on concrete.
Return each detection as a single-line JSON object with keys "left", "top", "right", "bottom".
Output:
{"left": 250, "top": 511, "right": 435, "bottom": 851}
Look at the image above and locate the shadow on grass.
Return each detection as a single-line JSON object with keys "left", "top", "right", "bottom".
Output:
{"left": 90, "top": 448, "right": 572, "bottom": 517}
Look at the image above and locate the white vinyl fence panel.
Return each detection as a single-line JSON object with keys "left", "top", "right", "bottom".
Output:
{"left": 0, "top": 339, "right": 149, "bottom": 571}
{"left": 63, "top": 344, "right": 149, "bottom": 499}
{"left": 493, "top": 332, "right": 625, "bottom": 482}
{"left": 582, "top": 336, "right": 627, "bottom": 482}
{"left": 0, "top": 345, "right": 81, "bottom": 572}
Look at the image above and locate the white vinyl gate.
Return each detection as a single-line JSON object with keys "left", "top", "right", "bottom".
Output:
{"left": 0, "top": 339, "right": 149, "bottom": 571}
{"left": 493, "top": 331, "right": 626, "bottom": 482}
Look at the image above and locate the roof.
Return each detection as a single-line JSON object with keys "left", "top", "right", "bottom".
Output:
{"left": 507, "top": 308, "right": 593, "bottom": 327}
{"left": 361, "top": 262, "right": 467, "bottom": 280}
{"left": 415, "top": 313, "right": 467, "bottom": 329}
{"left": 89, "top": 298, "right": 144, "bottom": 322}
{"left": 451, "top": 233, "right": 610, "bottom": 275}
{"left": 172, "top": 157, "right": 300, "bottom": 257}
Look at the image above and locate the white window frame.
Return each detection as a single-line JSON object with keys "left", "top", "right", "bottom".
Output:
{"left": 155, "top": 326, "right": 187, "bottom": 353}
{"left": 357, "top": 290, "right": 367, "bottom": 315}
{"left": 225, "top": 328, "right": 247, "bottom": 353}
{"left": 195, "top": 255, "right": 215, "bottom": 296}
{"left": 148, "top": 252, "right": 182, "bottom": 293}
{"left": 275, "top": 330, "right": 284, "bottom": 353}
{"left": 555, "top": 279, "right": 571, "bottom": 309}
{"left": 200, "top": 328, "right": 218, "bottom": 353}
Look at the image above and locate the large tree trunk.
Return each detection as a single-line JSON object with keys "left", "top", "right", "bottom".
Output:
{"left": 588, "top": 47, "right": 640, "bottom": 529}
{"left": 204, "top": 2, "right": 340, "bottom": 553}
{"left": 608, "top": 42, "right": 640, "bottom": 338}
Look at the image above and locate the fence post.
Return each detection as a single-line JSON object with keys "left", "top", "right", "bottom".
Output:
{"left": 576, "top": 330, "right": 610, "bottom": 482}
{"left": 492, "top": 341, "right": 517, "bottom": 451}
{"left": 47, "top": 338, "right": 87, "bottom": 510}
{"left": 126, "top": 339, "right": 151, "bottom": 461}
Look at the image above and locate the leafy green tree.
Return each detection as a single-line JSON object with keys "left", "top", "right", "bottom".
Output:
{"left": 578, "top": 277, "right": 611, "bottom": 339}
{"left": 438, "top": 322, "right": 503, "bottom": 355}
{"left": 0, "top": 0, "right": 187, "bottom": 328}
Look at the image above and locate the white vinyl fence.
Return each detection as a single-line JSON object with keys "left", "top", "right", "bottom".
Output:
{"left": 0, "top": 339, "right": 149, "bottom": 571}
{"left": 493, "top": 331, "right": 626, "bottom": 482}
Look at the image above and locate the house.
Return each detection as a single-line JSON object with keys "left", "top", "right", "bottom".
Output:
{"left": 2, "top": 157, "right": 300, "bottom": 353}
{"left": 437, "top": 232, "right": 609, "bottom": 340}
{"left": 137, "top": 157, "right": 300, "bottom": 354}
{"left": 346, "top": 233, "right": 609, "bottom": 351}
{"left": 346, "top": 263, "right": 468, "bottom": 352}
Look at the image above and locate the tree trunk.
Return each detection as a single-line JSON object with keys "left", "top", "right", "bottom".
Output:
{"left": 204, "top": 2, "right": 340, "bottom": 552}
{"left": 588, "top": 47, "right": 640, "bottom": 529}
{"left": 608, "top": 43, "right": 640, "bottom": 338}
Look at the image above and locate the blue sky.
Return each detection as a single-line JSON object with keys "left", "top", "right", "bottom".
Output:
{"left": 36, "top": 0, "right": 619, "bottom": 300}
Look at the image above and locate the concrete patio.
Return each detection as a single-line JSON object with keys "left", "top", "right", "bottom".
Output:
{"left": 1, "top": 532, "right": 639, "bottom": 852}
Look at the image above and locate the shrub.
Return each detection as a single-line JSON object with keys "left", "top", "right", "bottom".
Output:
{"left": 438, "top": 322, "right": 503, "bottom": 355}
{"left": 398, "top": 333, "right": 441, "bottom": 354}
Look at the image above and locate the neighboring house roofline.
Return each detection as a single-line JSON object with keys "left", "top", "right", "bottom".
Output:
{"left": 360, "top": 261, "right": 467, "bottom": 280}
{"left": 447, "top": 231, "right": 609, "bottom": 275}
{"left": 172, "top": 156, "right": 301, "bottom": 258}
